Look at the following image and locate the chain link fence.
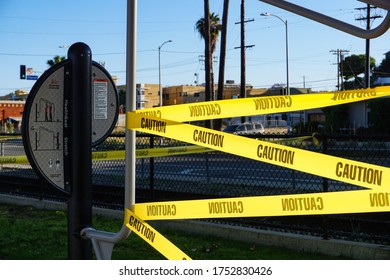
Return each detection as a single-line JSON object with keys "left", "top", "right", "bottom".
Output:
{"left": 1, "top": 133, "right": 390, "bottom": 245}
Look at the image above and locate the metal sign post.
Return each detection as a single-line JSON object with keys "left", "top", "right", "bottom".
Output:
{"left": 66, "top": 42, "right": 93, "bottom": 260}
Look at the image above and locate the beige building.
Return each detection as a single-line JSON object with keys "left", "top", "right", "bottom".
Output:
{"left": 162, "top": 83, "right": 270, "bottom": 106}
{"left": 136, "top": 83, "right": 160, "bottom": 109}
{"left": 117, "top": 83, "right": 160, "bottom": 109}
{"left": 119, "top": 82, "right": 311, "bottom": 109}
{"left": 163, "top": 85, "right": 205, "bottom": 105}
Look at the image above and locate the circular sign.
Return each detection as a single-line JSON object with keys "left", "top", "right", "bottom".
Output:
{"left": 22, "top": 60, "right": 118, "bottom": 193}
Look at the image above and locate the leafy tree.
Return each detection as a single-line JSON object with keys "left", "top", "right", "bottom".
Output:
{"left": 322, "top": 104, "right": 349, "bottom": 133}
{"left": 374, "top": 52, "right": 390, "bottom": 78}
{"left": 341, "top": 54, "right": 375, "bottom": 89}
{"left": 368, "top": 98, "right": 390, "bottom": 134}
{"left": 195, "top": 12, "right": 221, "bottom": 64}
{"left": 47, "top": 55, "right": 66, "bottom": 67}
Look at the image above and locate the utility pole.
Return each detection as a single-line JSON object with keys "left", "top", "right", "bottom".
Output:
{"left": 203, "top": 0, "right": 211, "bottom": 129}
{"left": 355, "top": 4, "right": 383, "bottom": 88}
{"left": 235, "top": 0, "right": 254, "bottom": 123}
{"left": 330, "top": 49, "right": 349, "bottom": 90}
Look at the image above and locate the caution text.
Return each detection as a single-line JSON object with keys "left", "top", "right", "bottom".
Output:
{"left": 335, "top": 162, "right": 382, "bottom": 187}
{"left": 209, "top": 201, "right": 244, "bottom": 215}
{"left": 369, "top": 192, "right": 390, "bottom": 207}
{"left": 193, "top": 130, "right": 224, "bottom": 148}
{"left": 141, "top": 118, "right": 167, "bottom": 133}
{"left": 331, "top": 91, "right": 376, "bottom": 101}
{"left": 128, "top": 215, "right": 156, "bottom": 243}
{"left": 282, "top": 197, "right": 324, "bottom": 212}
{"left": 189, "top": 103, "right": 221, "bottom": 117}
{"left": 253, "top": 96, "right": 292, "bottom": 111}
{"left": 257, "top": 144, "right": 295, "bottom": 165}
{"left": 146, "top": 204, "right": 177, "bottom": 216}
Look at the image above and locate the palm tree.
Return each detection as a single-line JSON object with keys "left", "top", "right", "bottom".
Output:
{"left": 195, "top": 11, "right": 221, "bottom": 103}
{"left": 47, "top": 55, "right": 66, "bottom": 67}
{"left": 196, "top": 12, "right": 221, "bottom": 55}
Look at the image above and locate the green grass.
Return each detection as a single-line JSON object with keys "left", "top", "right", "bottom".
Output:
{"left": 0, "top": 203, "right": 347, "bottom": 260}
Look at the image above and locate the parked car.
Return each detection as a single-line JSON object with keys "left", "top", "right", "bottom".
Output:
{"left": 223, "top": 122, "right": 265, "bottom": 135}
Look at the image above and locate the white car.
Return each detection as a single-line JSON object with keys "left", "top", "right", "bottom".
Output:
{"left": 223, "top": 122, "right": 265, "bottom": 135}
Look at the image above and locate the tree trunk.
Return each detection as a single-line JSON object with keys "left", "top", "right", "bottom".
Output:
{"left": 215, "top": 0, "right": 230, "bottom": 131}
{"left": 204, "top": 0, "right": 212, "bottom": 128}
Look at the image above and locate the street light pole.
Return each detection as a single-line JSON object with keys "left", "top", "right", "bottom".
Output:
{"left": 158, "top": 40, "right": 172, "bottom": 106}
{"left": 261, "top": 12, "right": 290, "bottom": 132}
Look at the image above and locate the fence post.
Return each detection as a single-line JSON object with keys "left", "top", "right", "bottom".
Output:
{"left": 322, "top": 134, "right": 329, "bottom": 240}
{"left": 205, "top": 151, "right": 211, "bottom": 185}
{"left": 149, "top": 135, "right": 155, "bottom": 199}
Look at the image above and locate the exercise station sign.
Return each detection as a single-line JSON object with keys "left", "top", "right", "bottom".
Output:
{"left": 22, "top": 60, "right": 118, "bottom": 193}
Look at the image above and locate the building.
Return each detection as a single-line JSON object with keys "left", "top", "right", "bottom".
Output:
{"left": 117, "top": 83, "right": 160, "bottom": 109}
{"left": 163, "top": 83, "right": 270, "bottom": 105}
{"left": 163, "top": 85, "right": 205, "bottom": 105}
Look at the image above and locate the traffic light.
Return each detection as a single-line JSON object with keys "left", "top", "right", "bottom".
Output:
{"left": 20, "top": 65, "right": 26, "bottom": 79}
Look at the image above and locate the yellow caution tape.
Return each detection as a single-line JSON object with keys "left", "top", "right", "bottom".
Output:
{"left": 135, "top": 145, "right": 210, "bottom": 158}
{"left": 135, "top": 86, "right": 390, "bottom": 122}
{"left": 124, "top": 208, "right": 191, "bottom": 260}
{"left": 127, "top": 112, "right": 390, "bottom": 190}
{"left": 133, "top": 189, "right": 390, "bottom": 220}
{"left": 1, "top": 137, "right": 314, "bottom": 164}
{"left": 124, "top": 88, "right": 390, "bottom": 257}
{"left": 0, "top": 155, "right": 29, "bottom": 164}
{"left": 92, "top": 150, "right": 125, "bottom": 161}
{"left": 0, "top": 136, "right": 22, "bottom": 141}
{"left": 97, "top": 137, "right": 316, "bottom": 160}
{"left": 3, "top": 138, "right": 318, "bottom": 164}
{"left": 0, "top": 146, "right": 211, "bottom": 164}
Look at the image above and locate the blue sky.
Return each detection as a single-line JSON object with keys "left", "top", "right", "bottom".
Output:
{"left": 0, "top": 0, "right": 389, "bottom": 97}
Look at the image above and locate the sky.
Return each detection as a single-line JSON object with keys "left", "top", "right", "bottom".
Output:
{"left": 0, "top": 0, "right": 390, "bottom": 97}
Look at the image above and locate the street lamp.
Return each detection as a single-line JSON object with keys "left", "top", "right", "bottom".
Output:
{"left": 158, "top": 40, "right": 172, "bottom": 106}
{"left": 261, "top": 12, "right": 291, "bottom": 132}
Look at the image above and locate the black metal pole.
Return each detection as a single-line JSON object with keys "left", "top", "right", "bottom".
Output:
{"left": 67, "top": 42, "right": 93, "bottom": 259}
{"left": 321, "top": 134, "right": 329, "bottom": 240}
{"left": 149, "top": 135, "right": 155, "bottom": 200}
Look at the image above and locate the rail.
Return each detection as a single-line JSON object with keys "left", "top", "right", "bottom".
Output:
{"left": 259, "top": 0, "right": 390, "bottom": 39}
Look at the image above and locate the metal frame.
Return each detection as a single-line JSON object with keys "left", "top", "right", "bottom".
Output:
{"left": 259, "top": 0, "right": 390, "bottom": 39}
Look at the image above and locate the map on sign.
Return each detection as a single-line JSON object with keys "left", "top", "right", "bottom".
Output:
{"left": 22, "top": 60, "right": 118, "bottom": 193}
